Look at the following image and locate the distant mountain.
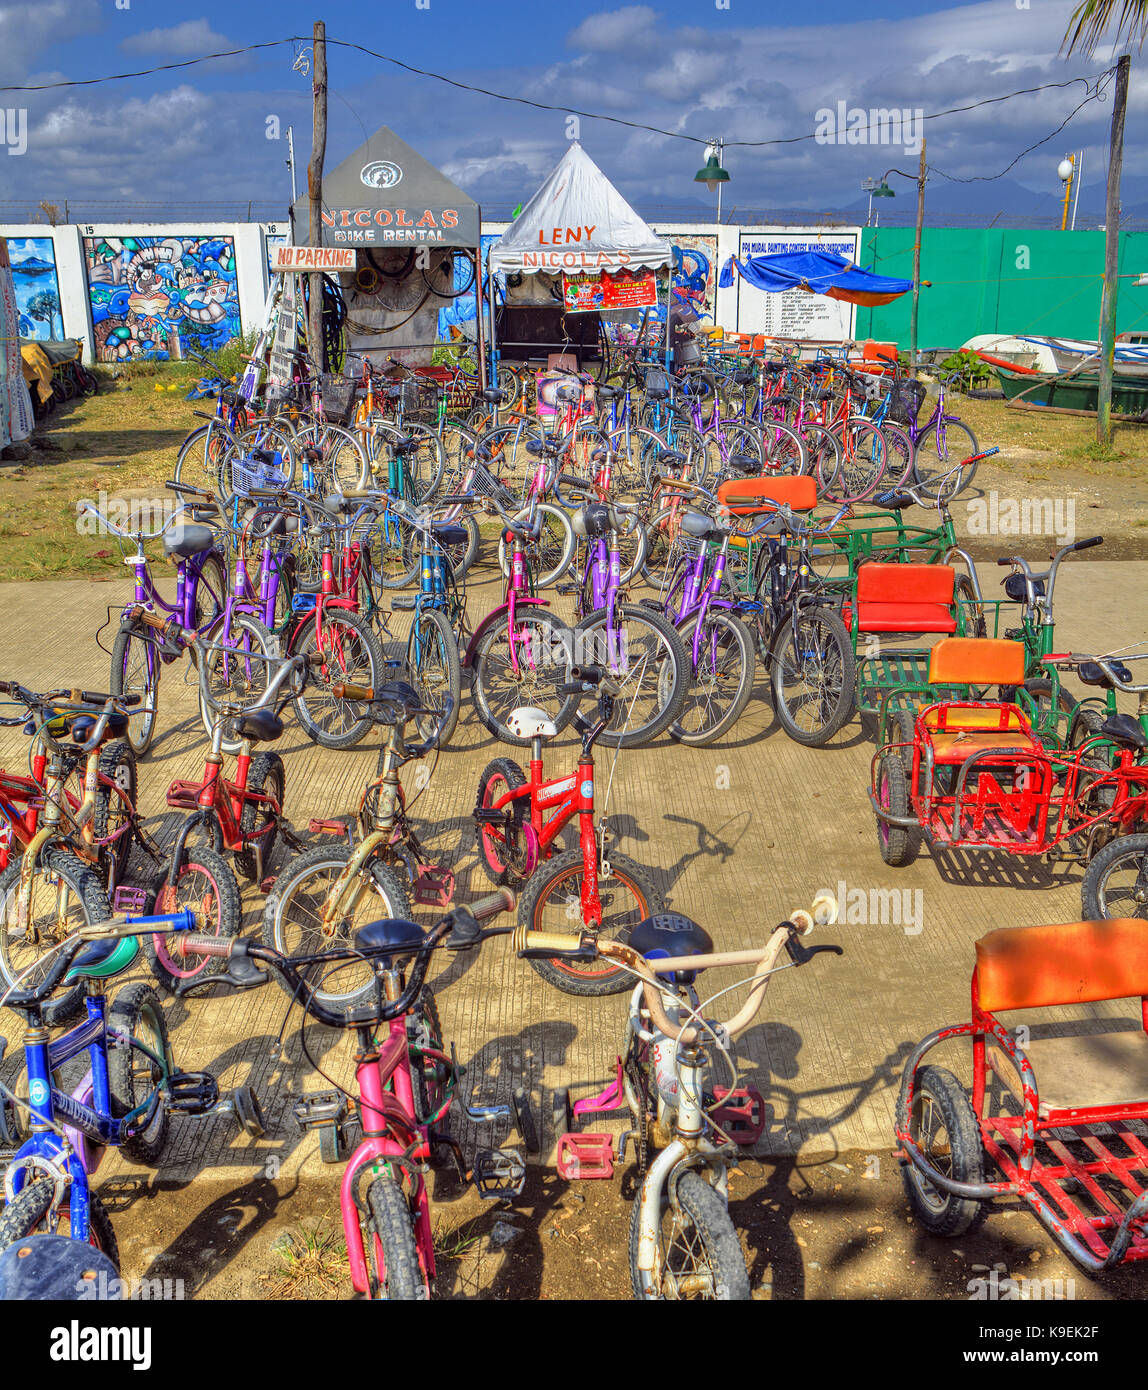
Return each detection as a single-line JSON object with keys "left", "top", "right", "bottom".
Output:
{"left": 11, "top": 255, "right": 56, "bottom": 276}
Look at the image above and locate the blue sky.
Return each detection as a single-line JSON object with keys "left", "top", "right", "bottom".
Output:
{"left": 0, "top": 0, "right": 1142, "bottom": 226}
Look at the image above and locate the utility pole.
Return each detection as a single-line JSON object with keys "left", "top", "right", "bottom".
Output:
{"left": 286, "top": 125, "right": 298, "bottom": 241}
{"left": 307, "top": 20, "right": 327, "bottom": 374}
{"left": 1097, "top": 53, "right": 1129, "bottom": 446}
{"left": 910, "top": 137, "right": 926, "bottom": 377}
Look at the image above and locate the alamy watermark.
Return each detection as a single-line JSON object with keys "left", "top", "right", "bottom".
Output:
{"left": 814, "top": 102, "right": 923, "bottom": 153}
{"left": 968, "top": 1262, "right": 1075, "bottom": 1301}
{"left": 76, "top": 491, "right": 179, "bottom": 537}
{"left": 966, "top": 493, "right": 1075, "bottom": 545}
{"left": 0, "top": 109, "right": 27, "bottom": 156}
{"left": 826, "top": 878, "right": 924, "bottom": 936}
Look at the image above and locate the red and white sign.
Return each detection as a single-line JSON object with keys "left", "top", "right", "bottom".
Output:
{"left": 273, "top": 246, "right": 356, "bottom": 272}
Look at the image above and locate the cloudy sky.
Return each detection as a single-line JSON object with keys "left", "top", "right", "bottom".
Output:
{"left": 0, "top": 0, "right": 1143, "bottom": 227}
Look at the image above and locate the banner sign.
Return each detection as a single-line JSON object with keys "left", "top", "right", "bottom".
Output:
{"left": 274, "top": 246, "right": 356, "bottom": 272}
{"left": 563, "top": 268, "right": 657, "bottom": 313}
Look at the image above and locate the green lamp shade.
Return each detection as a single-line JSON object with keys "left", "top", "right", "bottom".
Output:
{"left": 694, "top": 154, "right": 730, "bottom": 192}
{"left": 872, "top": 181, "right": 895, "bottom": 198}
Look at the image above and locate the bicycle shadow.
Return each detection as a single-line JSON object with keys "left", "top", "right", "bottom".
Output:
{"left": 648, "top": 811, "right": 748, "bottom": 903}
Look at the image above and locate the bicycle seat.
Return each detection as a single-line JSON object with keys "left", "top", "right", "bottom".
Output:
{"left": 1099, "top": 713, "right": 1148, "bottom": 751}
{"left": 69, "top": 712, "right": 130, "bottom": 745}
{"left": 431, "top": 521, "right": 469, "bottom": 546}
{"left": 631, "top": 914, "right": 713, "bottom": 983}
{"left": 526, "top": 438, "right": 560, "bottom": 458}
{"left": 232, "top": 709, "right": 284, "bottom": 743}
{"left": 354, "top": 917, "right": 426, "bottom": 967}
{"left": 369, "top": 680, "right": 425, "bottom": 724}
{"left": 656, "top": 449, "right": 685, "bottom": 467}
{"left": 554, "top": 382, "right": 583, "bottom": 403}
{"left": 1078, "top": 661, "right": 1133, "bottom": 690}
{"left": 681, "top": 509, "right": 724, "bottom": 543}
{"left": 1003, "top": 573, "right": 1045, "bottom": 600}
{"left": 596, "top": 384, "right": 621, "bottom": 400}
{"left": 732, "top": 370, "right": 755, "bottom": 386}
{"left": 163, "top": 524, "right": 215, "bottom": 560}
{"left": 482, "top": 387, "right": 507, "bottom": 404}
{"left": 65, "top": 935, "right": 139, "bottom": 983}
{"left": 389, "top": 435, "right": 418, "bottom": 454}
{"left": 646, "top": 386, "right": 670, "bottom": 402}
{"left": 572, "top": 503, "right": 611, "bottom": 540}
{"left": 506, "top": 707, "right": 558, "bottom": 740}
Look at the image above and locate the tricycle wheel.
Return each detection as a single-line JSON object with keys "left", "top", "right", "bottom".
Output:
{"left": 893, "top": 708, "right": 917, "bottom": 774}
{"left": 875, "top": 753, "right": 919, "bottom": 867}
{"left": 902, "top": 1065, "right": 987, "bottom": 1237}
{"left": 1081, "top": 833, "right": 1148, "bottom": 921}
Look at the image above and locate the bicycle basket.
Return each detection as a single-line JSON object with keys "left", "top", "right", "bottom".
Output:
{"left": 644, "top": 367, "right": 671, "bottom": 394}
{"left": 230, "top": 451, "right": 288, "bottom": 496}
{"left": 318, "top": 373, "right": 358, "bottom": 426}
{"left": 885, "top": 378, "right": 927, "bottom": 426}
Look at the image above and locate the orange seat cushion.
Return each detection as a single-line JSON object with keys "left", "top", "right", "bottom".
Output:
{"left": 928, "top": 728, "right": 1041, "bottom": 763}
{"left": 855, "top": 564, "right": 956, "bottom": 634}
{"left": 928, "top": 638, "right": 1026, "bottom": 687}
{"left": 717, "top": 475, "right": 817, "bottom": 514}
{"left": 921, "top": 701, "right": 1039, "bottom": 763}
{"left": 975, "top": 919, "right": 1148, "bottom": 1012}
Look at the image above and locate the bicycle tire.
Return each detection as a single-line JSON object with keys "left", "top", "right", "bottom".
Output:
{"left": 496, "top": 503, "right": 575, "bottom": 589}
{"left": 107, "top": 981, "right": 172, "bottom": 1165}
{"left": 0, "top": 850, "right": 108, "bottom": 1028}
{"left": 294, "top": 422, "right": 369, "bottom": 493}
{"left": 1081, "top": 833, "right": 1148, "bottom": 922}
{"left": 628, "top": 1169, "right": 750, "bottom": 1300}
{"left": 575, "top": 605, "right": 688, "bottom": 747}
{"left": 671, "top": 608, "right": 756, "bottom": 746}
{"left": 234, "top": 751, "right": 286, "bottom": 882}
{"left": 471, "top": 612, "right": 579, "bottom": 747}
{"left": 261, "top": 845, "right": 413, "bottom": 1018}
{"left": 474, "top": 757, "right": 531, "bottom": 886}
{"left": 519, "top": 848, "right": 659, "bottom": 996}
{"left": 901, "top": 1066, "right": 987, "bottom": 1237}
{"left": 145, "top": 845, "right": 242, "bottom": 993}
{"left": 913, "top": 418, "right": 979, "bottom": 498}
{"left": 769, "top": 606, "right": 856, "bottom": 747}
{"left": 756, "top": 419, "right": 808, "bottom": 476}
{"left": 404, "top": 605, "right": 462, "bottom": 746}
{"left": 0, "top": 1178, "right": 119, "bottom": 1268}
{"left": 173, "top": 420, "right": 232, "bottom": 496}
{"left": 365, "top": 1177, "right": 426, "bottom": 1300}
{"left": 109, "top": 624, "right": 160, "bottom": 756}
{"left": 92, "top": 740, "right": 137, "bottom": 889}
{"left": 827, "top": 418, "right": 888, "bottom": 503}
{"left": 198, "top": 613, "right": 278, "bottom": 753}
{"left": 291, "top": 607, "right": 387, "bottom": 750}
{"left": 877, "top": 419, "right": 915, "bottom": 488}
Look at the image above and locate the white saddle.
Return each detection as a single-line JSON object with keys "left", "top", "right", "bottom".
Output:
{"left": 506, "top": 707, "right": 558, "bottom": 740}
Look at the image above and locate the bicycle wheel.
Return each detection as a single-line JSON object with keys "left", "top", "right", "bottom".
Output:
{"left": 913, "top": 418, "right": 979, "bottom": 498}
{"left": 0, "top": 1178, "right": 118, "bottom": 1268}
{"left": 107, "top": 981, "right": 171, "bottom": 1165}
{"left": 295, "top": 422, "right": 368, "bottom": 492}
{"left": 518, "top": 847, "right": 659, "bottom": 996}
{"left": 471, "top": 611, "right": 579, "bottom": 746}
{"left": 496, "top": 503, "right": 575, "bottom": 589}
{"left": 878, "top": 420, "right": 915, "bottom": 489}
{"left": 628, "top": 1169, "right": 750, "bottom": 1300}
{"left": 234, "top": 751, "right": 286, "bottom": 882}
{"left": 145, "top": 844, "right": 242, "bottom": 993}
{"left": 109, "top": 624, "right": 159, "bottom": 756}
{"left": 758, "top": 419, "right": 808, "bottom": 476}
{"left": 92, "top": 739, "right": 137, "bottom": 889}
{"left": 829, "top": 418, "right": 888, "bottom": 503}
{"left": 261, "top": 845, "right": 412, "bottom": 1018}
{"left": 365, "top": 507, "right": 419, "bottom": 590}
{"left": 901, "top": 1066, "right": 987, "bottom": 1237}
{"left": 292, "top": 608, "right": 386, "bottom": 750}
{"left": 231, "top": 421, "right": 298, "bottom": 490}
{"left": 405, "top": 606, "right": 462, "bottom": 746}
{"left": 173, "top": 421, "right": 232, "bottom": 496}
{"left": 198, "top": 613, "right": 278, "bottom": 753}
{"left": 0, "top": 849, "right": 109, "bottom": 1028}
{"left": 575, "top": 605, "right": 688, "bottom": 747}
{"left": 799, "top": 422, "right": 842, "bottom": 489}
{"left": 408, "top": 985, "right": 447, "bottom": 1122}
{"left": 365, "top": 1177, "right": 427, "bottom": 1300}
{"left": 769, "top": 606, "right": 856, "bottom": 747}
{"left": 474, "top": 758, "right": 531, "bottom": 886}
{"left": 671, "top": 609, "right": 756, "bottom": 746}
{"left": 1081, "top": 834, "right": 1148, "bottom": 921}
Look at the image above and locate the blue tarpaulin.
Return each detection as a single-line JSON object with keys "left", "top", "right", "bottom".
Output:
{"left": 719, "top": 251, "right": 912, "bottom": 306}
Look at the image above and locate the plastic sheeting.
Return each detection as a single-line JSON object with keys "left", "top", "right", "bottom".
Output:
{"left": 719, "top": 251, "right": 912, "bottom": 306}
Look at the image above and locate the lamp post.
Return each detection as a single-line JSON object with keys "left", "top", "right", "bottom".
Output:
{"left": 1058, "top": 155, "right": 1076, "bottom": 231}
{"left": 694, "top": 140, "right": 730, "bottom": 222}
{"left": 875, "top": 147, "right": 927, "bottom": 375}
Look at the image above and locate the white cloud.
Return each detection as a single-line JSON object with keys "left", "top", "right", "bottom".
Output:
{"left": 121, "top": 18, "right": 237, "bottom": 58}
{"left": 567, "top": 6, "right": 662, "bottom": 52}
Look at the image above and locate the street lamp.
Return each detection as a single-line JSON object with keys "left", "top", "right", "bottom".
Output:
{"left": 694, "top": 140, "right": 730, "bottom": 221}
{"left": 1058, "top": 152, "right": 1083, "bottom": 231}
{"left": 862, "top": 176, "right": 895, "bottom": 227}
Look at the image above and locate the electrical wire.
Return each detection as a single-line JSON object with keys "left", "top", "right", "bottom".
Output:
{"left": 0, "top": 39, "right": 298, "bottom": 91}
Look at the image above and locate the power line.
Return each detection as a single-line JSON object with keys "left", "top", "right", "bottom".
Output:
{"left": 0, "top": 39, "right": 297, "bottom": 91}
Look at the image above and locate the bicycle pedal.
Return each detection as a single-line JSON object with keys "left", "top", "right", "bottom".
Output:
{"left": 555, "top": 584, "right": 578, "bottom": 596}
{"left": 710, "top": 1086, "right": 766, "bottom": 1145}
{"left": 292, "top": 1091, "right": 346, "bottom": 1131}
{"left": 472, "top": 1147, "right": 526, "bottom": 1200}
{"left": 112, "top": 883, "right": 150, "bottom": 914}
{"left": 164, "top": 1071, "right": 220, "bottom": 1116}
{"left": 472, "top": 807, "right": 508, "bottom": 825}
{"left": 259, "top": 874, "right": 278, "bottom": 893}
{"left": 308, "top": 817, "right": 353, "bottom": 839}
{"left": 556, "top": 1132, "right": 614, "bottom": 1180}
{"left": 412, "top": 864, "right": 454, "bottom": 908}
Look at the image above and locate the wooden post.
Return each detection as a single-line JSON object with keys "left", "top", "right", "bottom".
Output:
{"left": 1097, "top": 53, "right": 1130, "bottom": 447}
{"left": 307, "top": 20, "right": 327, "bottom": 375}
{"left": 910, "top": 137, "right": 926, "bottom": 377}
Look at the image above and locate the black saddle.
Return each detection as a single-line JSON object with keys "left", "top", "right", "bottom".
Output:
{"left": 431, "top": 522, "right": 469, "bottom": 547}
{"left": 526, "top": 437, "right": 560, "bottom": 457}
{"left": 726, "top": 454, "right": 759, "bottom": 476}
{"left": 630, "top": 913, "right": 714, "bottom": 984}
{"left": 164, "top": 525, "right": 215, "bottom": 560}
{"left": 731, "top": 370, "right": 755, "bottom": 386}
{"left": 1004, "top": 574, "right": 1046, "bottom": 600}
{"left": 355, "top": 917, "right": 426, "bottom": 967}
{"left": 656, "top": 449, "right": 685, "bottom": 467}
{"left": 389, "top": 434, "right": 417, "bottom": 454}
{"left": 1099, "top": 714, "right": 1147, "bottom": 751}
{"left": 873, "top": 491, "right": 915, "bottom": 511}
{"left": 1078, "top": 660, "right": 1132, "bottom": 689}
{"left": 646, "top": 386, "right": 670, "bottom": 402}
{"left": 70, "top": 712, "right": 130, "bottom": 745}
{"left": 596, "top": 384, "right": 621, "bottom": 400}
{"left": 680, "top": 509, "right": 723, "bottom": 544}
{"left": 231, "top": 709, "right": 284, "bottom": 744}
{"left": 482, "top": 387, "right": 507, "bottom": 404}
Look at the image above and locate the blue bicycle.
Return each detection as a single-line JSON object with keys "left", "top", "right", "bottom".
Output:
{"left": 0, "top": 909, "right": 262, "bottom": 1261}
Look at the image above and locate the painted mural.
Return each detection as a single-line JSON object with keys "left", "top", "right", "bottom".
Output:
{"left": 83, "top": 234, "right": 240, "bottom": 362}
{"left": 6, "top": 236, "right": 64, "bottom": 340}
{"left": 651, "top": 233, "right": 718, "bottom": 323}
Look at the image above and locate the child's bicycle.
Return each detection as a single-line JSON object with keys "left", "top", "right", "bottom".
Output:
{"left": 173, "top": 889, "right": 526, "bottom": 1300}
{"left": 472, "top": 665, "right": 663, "bottom": 997}
{"left": 518, "top": 891, "right": 842, "bottom": 1298}
{"left": 0, "top": 908, "right": 261, "bottom": 1263}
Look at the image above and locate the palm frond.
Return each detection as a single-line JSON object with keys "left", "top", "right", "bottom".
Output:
{"left": 1061, "top": 0, "right": 1148, "bottom": 55}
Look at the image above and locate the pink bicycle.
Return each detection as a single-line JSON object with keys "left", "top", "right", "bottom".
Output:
{"left": 174, "top": 888, "right": 532, "bottom": 1300}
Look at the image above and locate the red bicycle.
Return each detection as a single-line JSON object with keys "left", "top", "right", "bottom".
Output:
{"left": 472, "top": 665, "right": 661, "bottom": 997}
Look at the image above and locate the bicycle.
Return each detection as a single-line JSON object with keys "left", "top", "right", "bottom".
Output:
{"left": 174, "top": 889, "right": 523, "bottom": 1300}
{"left": 473, "top": 664, "right": 663, "bottom": 997}
{"left": 0, "top": 908, "right": 262, "bottom": 1261}
{"left": 521, "top": 891, "right": 842, "bottom": 1298}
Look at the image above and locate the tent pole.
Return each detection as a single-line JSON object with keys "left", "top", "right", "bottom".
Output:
{"left": 474, "top": 239, "right": 488, "bottom": 392}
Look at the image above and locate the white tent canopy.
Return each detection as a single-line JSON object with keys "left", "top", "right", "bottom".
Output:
{"left": 489, "top": 143, "right": 671, "bottom": 278}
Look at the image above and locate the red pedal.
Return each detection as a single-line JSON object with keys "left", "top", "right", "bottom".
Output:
{"left": 165, "top": 780, "right": 202, "bottom": 810}
{"left": 308, "top": 818, "right": 350, "bottom": 837}
{"left": 556, "top": 1132, "right": 614, "bottom": 1180}
{"left": 412, "top": 865, "right": 454, "bottom": 908}
{"left": 711, "top": 1087, "right": 765, "bottom": 1145}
